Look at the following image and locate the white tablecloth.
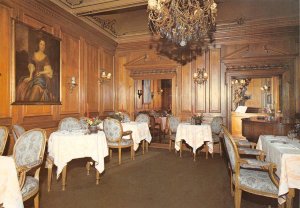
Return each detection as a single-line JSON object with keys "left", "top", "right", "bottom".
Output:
{"left": 48, "top": 130, "right": 108, "bottom": 178}
{"left": 257, "top": 135, "right": 300, "bottom": 203}
{"left": 0, "top": 156, "right": 24, "bottom": 208}
{"left": 175, "top": 123, "right": 213, "bottom": 154}
{"left": 122, "top": 122, "right": 152, "bottom": 150}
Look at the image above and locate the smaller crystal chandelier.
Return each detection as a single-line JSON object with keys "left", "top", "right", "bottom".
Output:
{"left": 148, "top": 0, "right": 217, "bottom": 47}
{"left": 193, "top": 67, "right": 208, "bottom": 85}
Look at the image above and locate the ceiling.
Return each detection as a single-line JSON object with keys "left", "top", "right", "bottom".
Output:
{"left": 50, "top": 0, "right": 299, "bottom": 42}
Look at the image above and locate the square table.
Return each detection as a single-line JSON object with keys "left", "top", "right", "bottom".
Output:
{"left": 175, "top": 123, "right": 213, "bottom": 161}
{"left": 0, "top": 156, "right": 24, "bottom": 208}
{"left": 257, "top": 135, "right": 300, "bottom": 206}
{"left": 48, "top": 130, "right": 108, "bottom": 190}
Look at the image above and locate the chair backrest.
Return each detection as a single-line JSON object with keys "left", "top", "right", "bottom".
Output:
{"left": 12, "top": 124, "right": 26, "bottom": 142}
{"left": 79, "top": 117, "right": 89, "bottom": 129}
{"left": 211, "top": 116, "right": 223, "bottom": 134}
{"left": 122, "top": 113, "right": 131, "bottom": 122}
{"left": 58, "top": 117, "right": 81, "bottom": 131}
{"left": 222, "top": 125, "right": 240, "bottom": 174}
{"left": 135, "top": 113, "right": 150, "bottom": 125}
{"left": 103, "top": 118, "right": 122, "bottom": 142}
{"left": 13, "top": 128, "right": 47, "bottom": 169}
{"left": 0, "top": 126, "right": 8, "bottom": 155}
{"left": 168, "top": 116, "right": 180, "bottom": 133}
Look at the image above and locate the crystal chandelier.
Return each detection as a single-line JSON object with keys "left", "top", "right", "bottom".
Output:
{"left": 148, "top": 0, "right": 217, "bottom": 47}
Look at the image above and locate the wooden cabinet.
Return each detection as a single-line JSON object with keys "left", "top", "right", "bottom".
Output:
{"left": 242, "top": 117, "right": 294, "bottom": 143}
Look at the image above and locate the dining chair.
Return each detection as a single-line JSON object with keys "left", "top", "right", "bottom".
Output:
{"left": 166, "top": 116, "right": 180, "bottom": 152}
{"left": 79, "top": 117, "right": 89, "bottom": 129}
{"left": 122, "top": 112, "right": 131, "bottom": 122}
{"left": 0, "top": 126, "right": 9, "bottom": 155}
{"left": 103, "top": 118, "right": 134, "bottom": 165}
{"left": 13, "top": 128, "right": 47, "bottom": 208}
{"left": 135, "top": 113, "right": 150, "bottom": 154}
{"left": 210, "top": 116, "right": 223, "bottom": 158}
{"left": 12, "top": 124, "right": 26, "bottom": 142}
{"left": 221, "top": 125, "right": 291, "bottom": 208}
{"left": 58, "top": 117, "right": 81, "bottom": 131}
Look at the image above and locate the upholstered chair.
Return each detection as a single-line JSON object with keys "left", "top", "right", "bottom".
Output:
{"left": 135, "top": 113, "right": 151, "bottom": 153}
{"left": 167, "top": 116, "right": 180, "bottom": 151}
{"left": 103, "top": 118, "right": 134, "bottom": 165}
{"left": 122, "top": 112, "right": 131, "bottom": 123}
{"left": 0, "top": 126, "right": 9, "bottom": 155}
{"left": 222, "top": 126, "right": 291, "bottom": 208}
{"left": 12, "top": 124, "right": 26, "bottom": 142}
{"left": 13, "top": 128, "right": 47, "bottom": 208}
{"left": 79, "top": 117, "right": 89, "bottom": 129}
{"left": 58, "top": 117, "right": 81, "bottom": 131}
{"left": 210, "top": 116, "right": 223, "bottom": 158}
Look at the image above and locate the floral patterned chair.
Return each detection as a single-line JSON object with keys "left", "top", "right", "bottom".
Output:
{"left": 12, "top": 124, "right": 26, "bottom": 142}
{"left": 135, "top": 113, "right": 151, "bottom": 154}
{"left": 221, "top": 125, "right": 291, "bottom": 208}
{"left": 166, "top": 116, "right": 180, "bottom": 152}
{"left": 79, "top": 117, "right": 89, "bottom": 129}
{"left": 210, "top": 116, "right": 225, "bottom": 158}
{"left": 0, "top": 126, "right": 8, "bottom": 155}
{"left": 58, "top": 117, "right": 81, "bottom": 131}
{"left": 122, "top": 112, "right": 131, "bottom": 123}
{"left": 103, "top": 118, "right": 134, "bottom": 165}
{"left": 13, "top": 128, "right": 47, "bottom": 208}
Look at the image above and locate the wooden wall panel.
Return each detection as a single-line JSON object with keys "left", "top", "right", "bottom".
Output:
{"left": 60, "top": 32, "right": 80, "bottom": 114}
{"left": 0, "top": 4, "right": 12, "bottom": 118}
{"left": 86, "top": 43, "right": 100, "bottom": 114}
{"left": 209, "top": 49, "right": 221, "bottom": 113}
{"left": 195, "top": 54, "right": 206, "bottom": 112}
{"left": 102, "top": 50, "right": 114, "bottom": 112}
{"left": 181, "top": 63, "right": 192, "bottom": 112}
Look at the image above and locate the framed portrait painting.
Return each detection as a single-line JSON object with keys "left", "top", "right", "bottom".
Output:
{"left": 12, "top": 20, "right": 61, "bottom": 105}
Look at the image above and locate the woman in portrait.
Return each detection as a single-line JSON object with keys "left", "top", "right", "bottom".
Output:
{"left": 16, "top": 38, "right": 54, "bottom": 102}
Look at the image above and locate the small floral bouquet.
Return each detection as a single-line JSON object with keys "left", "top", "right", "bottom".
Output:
{"left": 110, "top": 112, "right": 124, "bottom": 122}
{"left": 191, "top": 113, "right": 204, "bottom": 125}
{"left": 86, "top": 117, "right": 102, "bottom": 126}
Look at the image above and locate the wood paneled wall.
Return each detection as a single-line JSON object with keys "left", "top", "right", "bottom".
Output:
{"left": 0, "top": 0, "right": 116, "bottom": 153}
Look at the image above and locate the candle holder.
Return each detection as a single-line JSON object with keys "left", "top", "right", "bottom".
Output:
{"left": 193, "top": 67, "right": 208, "bottom": 85}
{"left": 68, "top": 76, "right": 78, "bottom": 94}
{"left": 137, "top": 90, "right": 143, "bottom": 99}
{"left": 99, "top": 69, "right": 112, "bottom": 84}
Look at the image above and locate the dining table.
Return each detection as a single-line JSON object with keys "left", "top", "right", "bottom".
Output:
{"left": 256, "top": 135, "right": 300, "bottom": 207}
{"left": 48, "top": 129, "right": 108, "bottom": 190}
{"left": 0, "top": 156, "right": 24, "bottom": 208}
{"left": 175, "top": 123, "right": 213, "bottom": 161}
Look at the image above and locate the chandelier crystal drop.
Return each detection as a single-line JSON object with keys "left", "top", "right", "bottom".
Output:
{"left": 148, "top": 0, "right": 217, "bottom": 47}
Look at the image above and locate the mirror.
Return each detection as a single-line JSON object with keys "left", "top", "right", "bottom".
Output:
{"left": 231, "top": 76, "right": 281, "bottom": 113}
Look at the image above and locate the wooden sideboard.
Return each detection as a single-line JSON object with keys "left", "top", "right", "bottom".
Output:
{"left": 242, "top": 117, "right": 294, "bottom": 143}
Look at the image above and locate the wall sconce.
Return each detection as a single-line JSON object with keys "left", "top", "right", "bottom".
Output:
{"left": 151, "top": 92, "right": 154, "bottom": 98}
{"left": 99, "top": 69, "right": 112, "bottom": 84}
{"left": 260, "top": 84, "right": 271, "bottom": 93}
{"left": 68, "top": 76, "right": 78, "bottom": 94}
{"left": 137, "top": 90, "right": 143, "bottom": 99}
{"left": 193, "top": 67, "right": 208, "bottom": 85}
{"left": 157, "top": 88, "right": 163, "bottom": 95}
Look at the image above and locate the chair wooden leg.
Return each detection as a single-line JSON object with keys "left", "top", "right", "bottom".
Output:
{"left": 109, "top": 149, "right": 112, "bottom": 159}
{"left": 286, "top": 188, "right": 295, "bottom": 208}
{"left": 86, "top": 161, "right": 90, "bottom": 175}
{"left": 234, "top": 189, "right": 242, "bottom": 208}
{"left": 96, "top": 170, "right": 100, "bottom": 185}
{"left": 230, "top": 172, "right": 234, "bottom": 197}
{"left": 193, "top": 152, "right": 196, "bottom": 162}
{"left": 62, "top": 165, "right": 67, "bottom": 191}
{"left": 34, "top": 193, "right": 39, "bottom": 208}
{"left": 146, "top": 141, "right": 149, "bottom": 152}
{"left": 132, "top": 145, "right": 135, "bottom": 160}
{"left": 169, "top": 139, "right": 172, "bottom": 151}
{"left": 47, "top": 165, "right": 52, "bottom": 192}
{"left": 219, "top": 142, "right": 223, "bottom": 157}
{"left": 180, "top": 141, "right": 182, "bottom": 158}
{"left": 142, "top": 140, "right": 145, "bottom": 155}
{"left": 205, "top": 142, "right": 208, "bottom": 159}
{"left": 118, "top": 147, "right": 122, "bottom": 165}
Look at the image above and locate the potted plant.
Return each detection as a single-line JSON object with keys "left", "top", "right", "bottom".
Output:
{"left": 86, "top": 117, "right": 102, "bottom": 133}
{"left": 191, "top": 113, "right": 204, "bottom": 125}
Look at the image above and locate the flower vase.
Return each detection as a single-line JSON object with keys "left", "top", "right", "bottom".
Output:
{"left": 89, "top": 125, "right": 98, "bottom": 134}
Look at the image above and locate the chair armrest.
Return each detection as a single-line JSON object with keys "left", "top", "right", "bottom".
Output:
{"left": 238, "top": 147, "right": 264, "bottom": 156}
{"left": 239, "top": 158, "right": 271, "bottom": 170}
{"left": 122, "top": 130, "right": 132, "bottom": 137}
